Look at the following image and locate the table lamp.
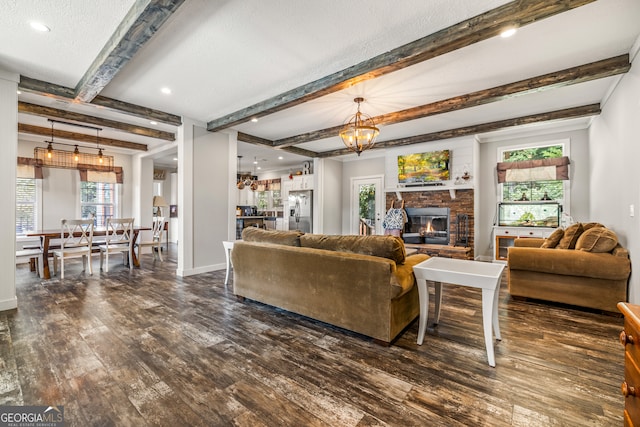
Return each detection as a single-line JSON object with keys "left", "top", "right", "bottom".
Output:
{"left": 152, "top": 195, "right": 168, "bottom": 218}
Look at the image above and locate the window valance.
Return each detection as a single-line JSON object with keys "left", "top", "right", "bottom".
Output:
{"left": 255, "top": 178, "right": 281, "bottom": 192}
{"left": 497, "top": 156, "right": 570, "bottom": 183}
{"left": 79, "top": 166, "right": 123, "bottom": 184}
{"left": 17, "top": 157, "right": 43, "bottom": 179}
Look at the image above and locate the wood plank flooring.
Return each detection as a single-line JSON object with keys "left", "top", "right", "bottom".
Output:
{"left": 0, "top": 247, "right": 626, "bottom": 426}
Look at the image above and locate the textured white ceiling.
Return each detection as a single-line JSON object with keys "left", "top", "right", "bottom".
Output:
{"left": 1, "top": 0, "right": 639, "bottom": 170}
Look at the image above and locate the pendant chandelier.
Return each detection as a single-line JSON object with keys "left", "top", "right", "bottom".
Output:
{"left": 339, "top": 97, "right": 379, "bottom": 156}
{"left": 34, "top": 119, "right": 114, "bottom": 170}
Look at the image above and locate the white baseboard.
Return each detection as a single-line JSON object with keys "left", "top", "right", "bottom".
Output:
{"left": 176, "top": 262, "right": 226, "bottom": 277}
{"left": 0, "top": 296, "right": 17, "bottom": 312}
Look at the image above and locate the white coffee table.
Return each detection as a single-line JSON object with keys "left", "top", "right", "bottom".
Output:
{"left": 412, "top": 257, "right": 505, "bottom": 367}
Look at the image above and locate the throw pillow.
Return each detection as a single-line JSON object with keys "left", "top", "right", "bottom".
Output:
{"left": 582, "top": 222, "right": 605, "bottom": 231}
{"left": 575, "top": 227, "right": 619, "bottom": 253}
{"left": 242, "top": 227, "right": 303, "bottom": 246}
{"left": 556, "top": 223, "right": 584, "bottom": 249}
{"left": 541, "top": 227, "right": 564, "bottom": 249}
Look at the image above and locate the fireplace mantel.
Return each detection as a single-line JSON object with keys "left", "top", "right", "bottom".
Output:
{"left": 389, "top": 183, "right": 473, "bottom": 200}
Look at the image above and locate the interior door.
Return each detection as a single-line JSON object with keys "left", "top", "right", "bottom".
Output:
{"left": 351, "top": 176, "right": 385, "bottom": 235}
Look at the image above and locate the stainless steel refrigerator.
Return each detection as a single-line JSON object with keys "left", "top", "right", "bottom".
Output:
{"left": 288, "top": 190, "right": 313, "bottom": 233}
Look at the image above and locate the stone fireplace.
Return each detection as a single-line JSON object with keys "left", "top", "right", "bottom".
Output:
{"left": 403, "top": 207, "right": 450, "bottom": 245}
{"left": 386, "top": 189, "right": 474, "bottom": 259}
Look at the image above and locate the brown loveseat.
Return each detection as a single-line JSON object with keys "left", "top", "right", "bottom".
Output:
{"left": 231, "top": 227, "right": 429, "bottom": 344}
{"left": 507, "top": 223, "right": 631, "bottom": 313}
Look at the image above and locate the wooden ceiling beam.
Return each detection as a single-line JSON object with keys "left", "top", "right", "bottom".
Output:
{"left": 18, "top": 101, "right": 175, "bottom": 141}
{"left": 207, "top": 0, "right": 596, "bottom": 132}
{"left": 236, "top": 132, "right": 319, "bottom": 158}
{"left": 74, "top": 0, "right": 186, "bottom": 103}
{"left": 18, "top": 123, "right": 148, "bottom": 151}
{"left": 274, "top": 54, "right": 629, "bottom": 147}
{"left": 19, "top": 76, "right": 182, "bottom": 126}
{"left": 279, "top": 146, "right": 319, "bottom": 158}
{"left": 237, "top": 132, "right": 274, "bottom": 147}
{"left": 316, "top": 104, "right": 601, "bottom": 158}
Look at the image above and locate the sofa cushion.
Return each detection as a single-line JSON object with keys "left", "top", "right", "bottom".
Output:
{"left": 575, "top": 227, "right": 619, "bottom": 253}
{"left": 242, "top": 227, "right": 303, "bottom": 246}
{"left": 300, "top": 234, "right": 406, "bottom": 264}
{"left": 556, "top": 223, "right": 584, "bottom": 249}
{"left": 541, "top": 227, "right": 564, "bottom": 248}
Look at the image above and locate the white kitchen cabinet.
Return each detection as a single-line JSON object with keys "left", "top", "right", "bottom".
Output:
{"left": 237, "top": 188, "right": 254, "bottom": 206}
{"left": 291, "top": 174, "right": 313, "bottom": 190}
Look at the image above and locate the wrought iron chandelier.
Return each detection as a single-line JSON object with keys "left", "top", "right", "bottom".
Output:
{"left": 339, "top": 97, "right": 379, "bottom": 156}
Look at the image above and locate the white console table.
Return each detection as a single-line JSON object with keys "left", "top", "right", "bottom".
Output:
{"left": 493, "top": 226, "right": 555, "bottom": 262}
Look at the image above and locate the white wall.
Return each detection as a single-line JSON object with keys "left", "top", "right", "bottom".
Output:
{"left": 193, "top": 126, "right": 229, "bottom": 269}
{"left": 177, "top": 118, "right": 232, "bottom": 276}
{"left": 476, "top": 129, "right": 590, "bottom": 259}
{"left": 589, "top": 54, "right": 640, "bottom": 303}
{"left": 317, "top": 158, "right": 343, "bottom": 235}
{"left": 0, "top": 69, "right": 18, "bottom": 311}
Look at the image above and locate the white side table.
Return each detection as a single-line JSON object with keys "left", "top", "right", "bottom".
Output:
{"left": 412, "top": 257, "right": 505, "bottom": 367}
{"left": 222, "top": 241, "right": 235, "bottom": 285}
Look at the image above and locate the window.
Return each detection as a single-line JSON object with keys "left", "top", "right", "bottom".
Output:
{"left": 16, "top": 178, "right": 36, "bottom": 234}
{"left": 499, "top": 142, "right": 568, "bottom": 203}
{"left": 81, "top": 181, "right": 117, "bottom": 227}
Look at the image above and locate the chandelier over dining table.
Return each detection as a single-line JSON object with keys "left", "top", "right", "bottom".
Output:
{"left": 33, "top": 119, "right": 114, "bottom": 171}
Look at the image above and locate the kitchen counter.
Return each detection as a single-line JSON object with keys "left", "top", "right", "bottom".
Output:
{"left": 236, "top": 216, "right": 266, "bottom": 239}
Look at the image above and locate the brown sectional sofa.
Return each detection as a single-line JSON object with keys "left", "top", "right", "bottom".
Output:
{"left": 231, "top": 227, "right": 429, "bottom": 344}
{"left": 507, "top": 223, "right": 631, "bottom": 313}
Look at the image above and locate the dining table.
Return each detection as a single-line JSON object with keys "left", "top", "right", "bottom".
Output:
{"left": 27, "top": 226, "right": 151, "bottom": 280}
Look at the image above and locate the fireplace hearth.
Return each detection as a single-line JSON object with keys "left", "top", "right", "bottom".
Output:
{"left": 403, "top": 207, "right": 450, "bottom": 245}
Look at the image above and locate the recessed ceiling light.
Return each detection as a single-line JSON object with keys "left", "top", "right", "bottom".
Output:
{"left": 278, "top": 156, "right": 283, "bottom": 160}
{"left": 173, "top": 157, "right": 178, "bottom": 161}
{"left": 150, "top": 121, "right": 158, "bottom": 125}
{"left": 251, "top": 118, "right": 258, "bottom": 123}
{"left": 500, "top": 27, "right": 517, "bottom": 38}
{"left": 16, "top": 90, "right": 21, "bottom": 95}
{"left": 161, "top": 87, "right": 172, "bottom": 95}
{"left": 30, "top": 21, "right": 50, "bottom": 32}
{"left": 257, "top": 166, "right": 262, "bottom": 170}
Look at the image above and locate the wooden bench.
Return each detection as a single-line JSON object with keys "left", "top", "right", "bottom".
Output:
{"left": 16, "top": 248, "right": 43, "bottom": 273}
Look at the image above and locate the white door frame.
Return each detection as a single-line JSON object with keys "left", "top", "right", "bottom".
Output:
{"left": 350, "top": 175, "right": 385, "bottom": 235}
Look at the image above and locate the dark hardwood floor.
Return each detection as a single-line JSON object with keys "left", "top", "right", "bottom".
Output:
{"left": 1, "top": 247, "right": 625, "bottom": 426}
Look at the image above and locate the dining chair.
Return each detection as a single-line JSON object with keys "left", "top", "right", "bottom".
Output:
{"left": 99, "top": 217, "right": 135, "bottom": 272}
{"left": 135, "top": 217, "right": 164, "bottom": 263}
{"left": 52, "top": 218, "right": 94, "bottom": 279}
